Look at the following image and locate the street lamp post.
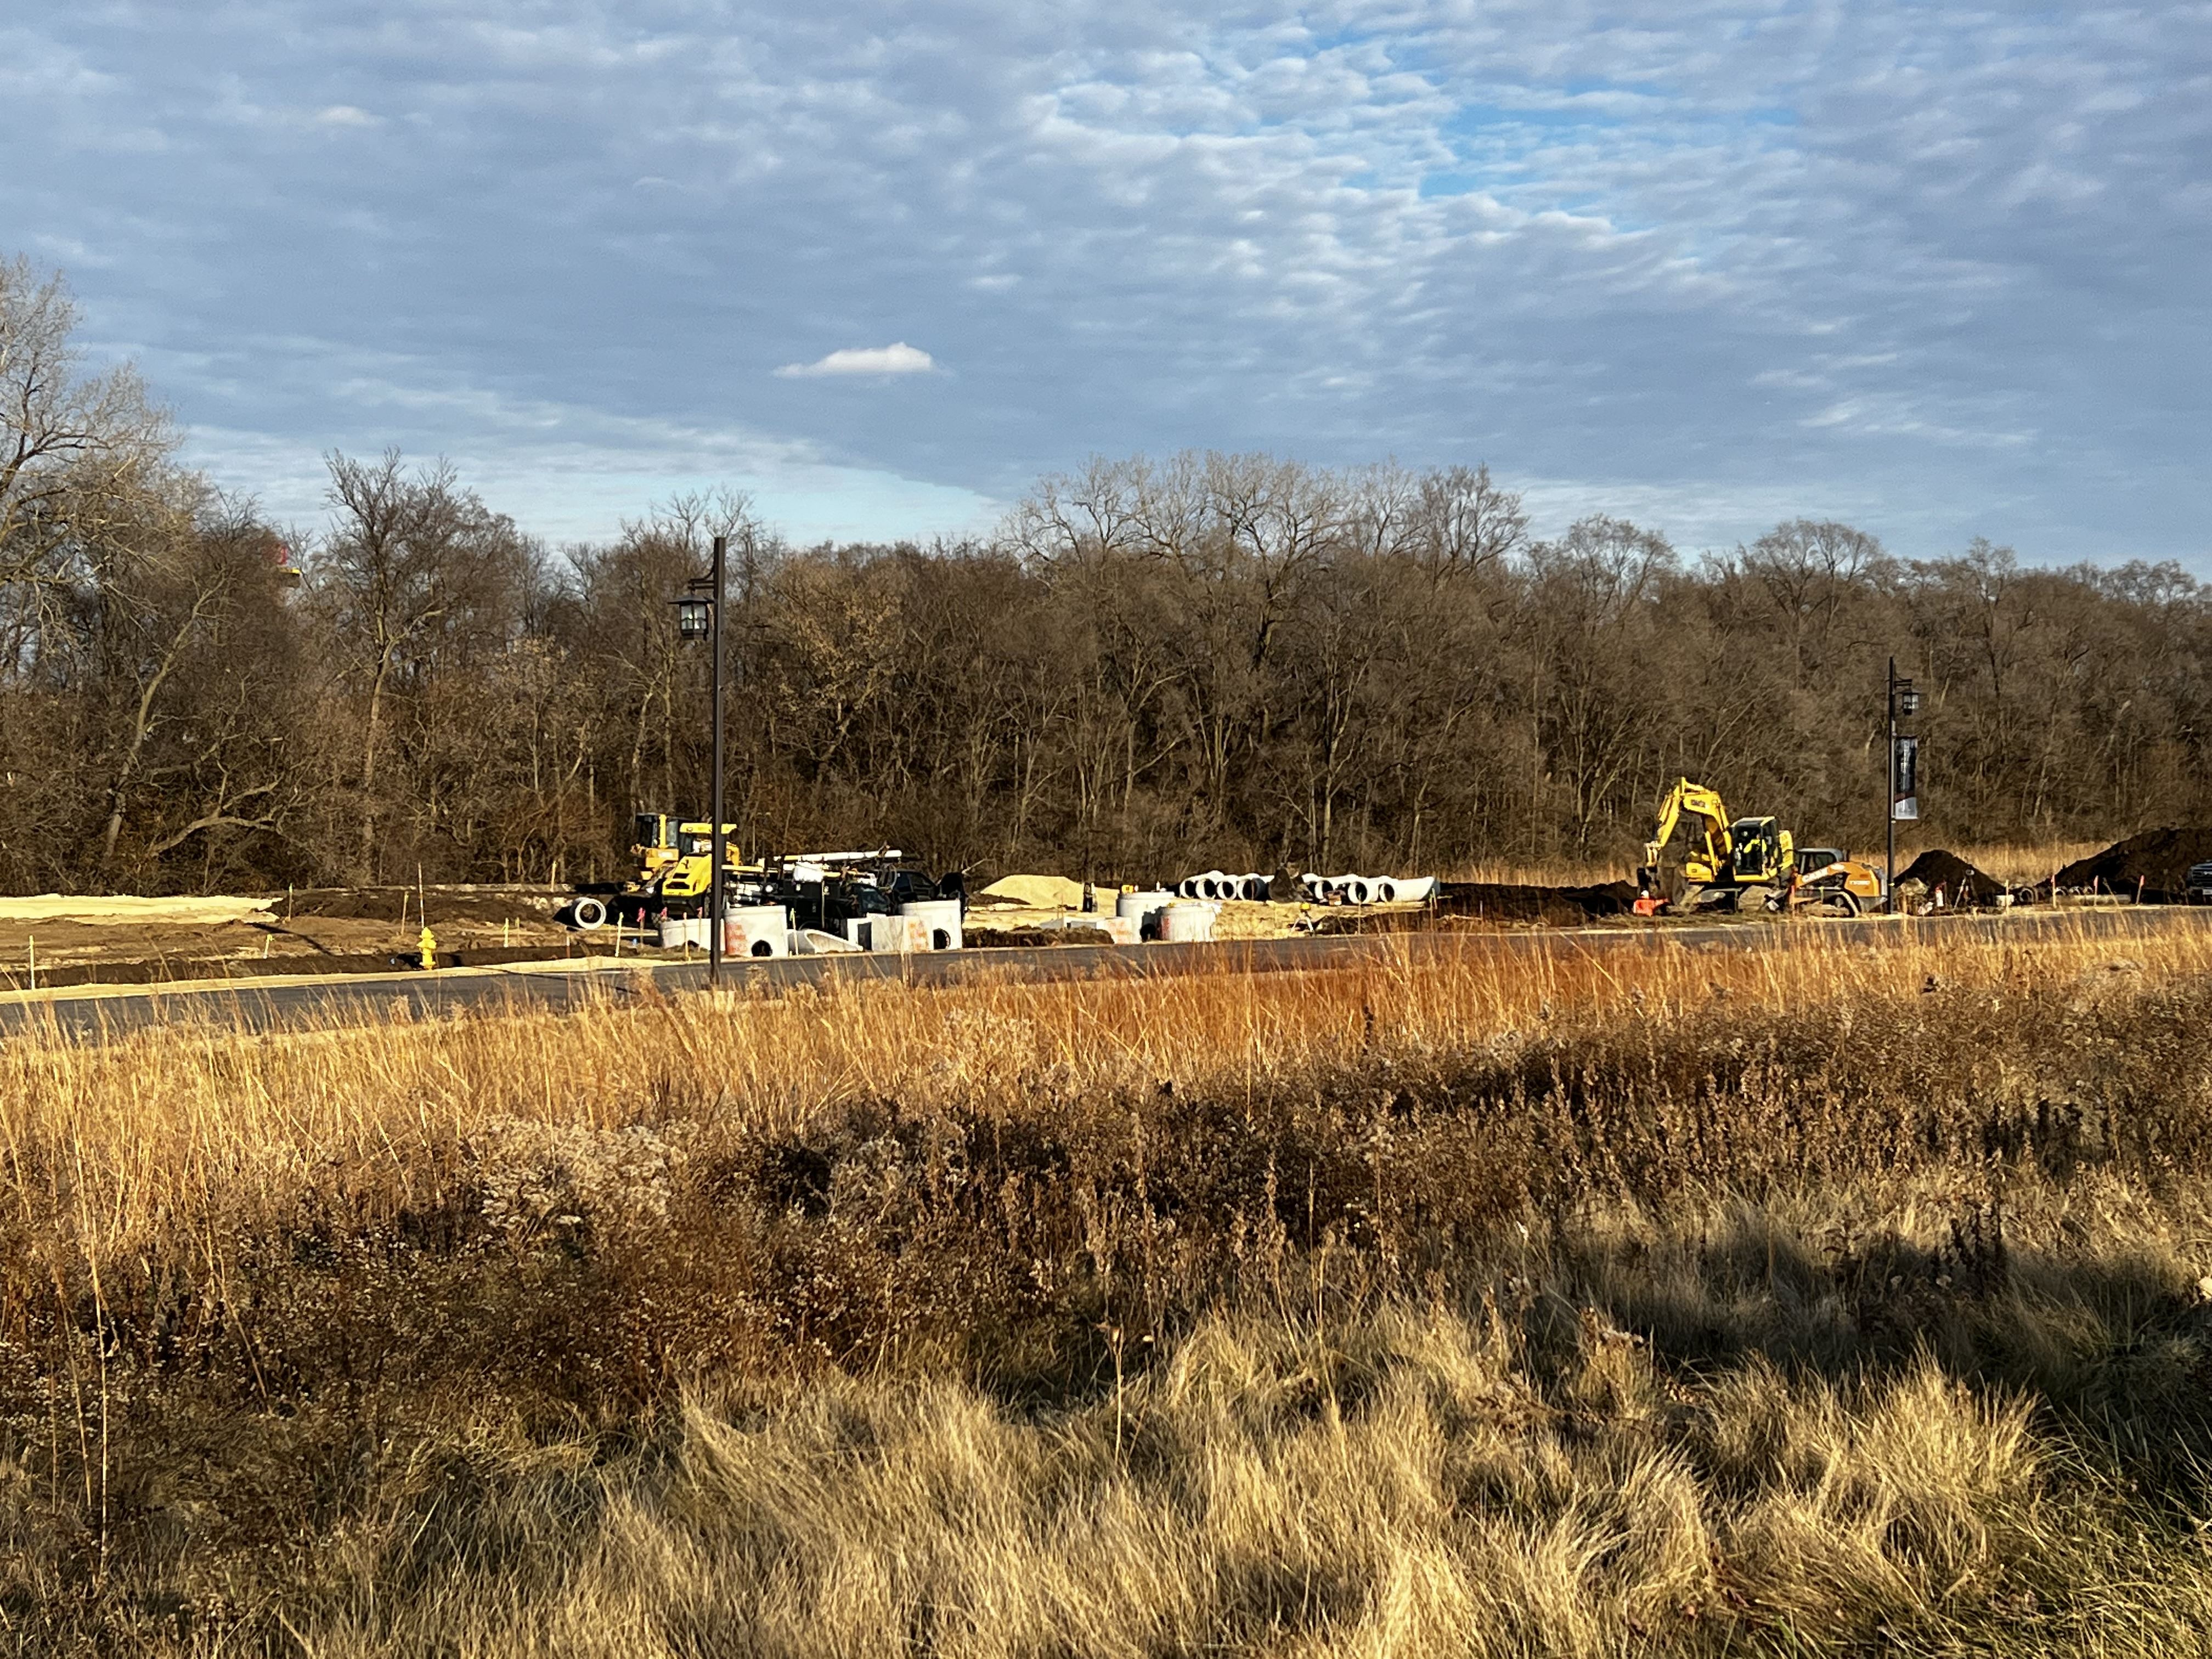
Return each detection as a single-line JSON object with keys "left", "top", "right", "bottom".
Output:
{"left": 1884, "top": 657, "right": 1922, "bottom": 912}
{"left": 674, "top": 535, "right": 727, "bottom": 985}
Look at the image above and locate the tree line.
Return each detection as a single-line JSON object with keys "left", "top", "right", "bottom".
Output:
{"left": 5, "top": 255, "right": 2205, "bottom": 895}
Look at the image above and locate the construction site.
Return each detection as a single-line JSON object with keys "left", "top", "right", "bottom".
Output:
{"left": 5, "top": 778, "right": 2211, "bottom": 1001}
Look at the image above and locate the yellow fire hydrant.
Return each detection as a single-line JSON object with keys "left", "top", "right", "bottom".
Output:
{"left": 419, "top": 924, "right": 437, "bottom": 971}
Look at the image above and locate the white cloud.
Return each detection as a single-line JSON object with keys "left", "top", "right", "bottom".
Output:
{"left": 5, "top": 1, "right": 2207, "bottom": 563}
{"left": 312, "top": 104, "right": 379, "bottom": 127}
{"left": 774, "top": 342, "right": 938, "bottom": 379}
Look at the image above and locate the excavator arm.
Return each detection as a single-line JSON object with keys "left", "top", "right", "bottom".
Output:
{"left": 1639, "top": 778, "right": 1732, "bottom": 896}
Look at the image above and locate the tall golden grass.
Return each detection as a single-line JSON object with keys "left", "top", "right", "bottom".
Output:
{"left": 6, "top": 913, "right": 2212, "bottom": 1653}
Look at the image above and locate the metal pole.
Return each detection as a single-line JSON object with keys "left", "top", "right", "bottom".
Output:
{"left": 1885, "top": 655, "right": 1897, "bottom": 914}
{"left": 709, "top": 534, "right": 726, "bottom": 988}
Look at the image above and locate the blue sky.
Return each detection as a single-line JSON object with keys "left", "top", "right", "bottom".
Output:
{"left": 5, "top": 2, "right": 2207, "bottom": 562}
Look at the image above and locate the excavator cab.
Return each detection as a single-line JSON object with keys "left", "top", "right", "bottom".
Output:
{"left": 1727, "top": 817, "right": 1791, "bottom": 882}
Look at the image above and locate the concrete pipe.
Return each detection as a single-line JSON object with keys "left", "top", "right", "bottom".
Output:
{"left": 569, "top": 895, "right": 607, "bottom": 930}
{"left": 899, "top": 899, "right": 964, "bottom": 951}
{"left": 1117, "top": 890, "right": 1175, "bottom": 936}
{"left": 722, "top": 904, "right": 791, "bottom": 958}
{"left": 1160, "top": 901, "right": 1217, "bottom": 943}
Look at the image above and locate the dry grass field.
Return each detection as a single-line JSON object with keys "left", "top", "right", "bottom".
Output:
{"left": 7, "top": 917, "right": 2212, "bottom": 1654}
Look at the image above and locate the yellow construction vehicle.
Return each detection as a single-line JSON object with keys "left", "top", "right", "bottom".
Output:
{"left": 1633, "top": 779, "right": 1880, "bottom": 916}
{"left": 630, "top": 813, "right": 744, "bottom": 897}
{"left": 1634, "top": 779, "right": 1789, "bottom": 913}
{"left": 1787, "top": 845, "right": 1886, "bottom": 917}
{"left": 569, "top": 814, "right": 746, "bottom": 930}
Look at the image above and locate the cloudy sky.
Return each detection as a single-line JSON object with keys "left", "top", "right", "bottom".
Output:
{"left": 5, "top": 2, "right": 2207, "bottom": 562}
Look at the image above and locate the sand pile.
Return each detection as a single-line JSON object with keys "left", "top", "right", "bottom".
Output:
{"left": 0, "top": 895, "right": 274, "bottom": 926}
{"left": 976, "top": 875, "right": 1087, "bottom": 910}
{"left": 2052, "top": 828, "right": 2212, "bottom": 899}
{"left": 1897, "top": 850, "right": 2006, "bottom": 905}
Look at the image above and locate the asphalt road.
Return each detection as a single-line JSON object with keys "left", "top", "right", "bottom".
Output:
{"left": 0, "top": 904, "right": 2198, "bottom": 1043}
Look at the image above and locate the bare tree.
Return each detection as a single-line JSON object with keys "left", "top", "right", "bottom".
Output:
{"left": 315, "top": 450, "right": 531, "bottom": 880}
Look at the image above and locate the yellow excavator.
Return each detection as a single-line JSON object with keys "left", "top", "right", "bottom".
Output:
{"left": 1633, "top": 778, "right": 1881, "bottom": 916}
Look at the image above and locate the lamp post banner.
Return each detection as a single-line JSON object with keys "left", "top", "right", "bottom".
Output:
{"left": 1892, "top": 735, "right": 1921, "bottom": 821}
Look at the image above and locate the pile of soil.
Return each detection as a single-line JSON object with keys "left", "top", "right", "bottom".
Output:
{"left": 0, "top": 895, "right": 273, "bottom": 926}
{"left": 1308, "top": 909, "right": 1431, "bottom": 936}
{"left": 1435, "top": 881, "right": 1639, "bottom": 926}
{"left": 976, "top": 875, "right": 1087, "bottom": 910}
{"left": 2051, "top": 828, "right": 2212, "bottom": 900}
{"left": 1897, "top": 850, "right": 2006, "bottom": 905}
{"left": 964, "top": 924, "right": 1113, "bottom": 949}
{"left": 273, "top": 887, "right": 562, "bottom": 927}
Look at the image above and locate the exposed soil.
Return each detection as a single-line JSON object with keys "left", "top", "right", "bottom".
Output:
{"left": 1897, "top": 850, "right": 2007, "bottom": 905}
{"left": 0, "top": 895, "right": 273, "bottom": 926}
{"left": 274, "top": 886, "right": 567, "bottom": 927}
{"left": 2051, "top": 828, "right": 2212, "bottom": 900}
{"left": 0, "top": 885, "right": 590, "bottom": 991}
{"left": 964, "top": 924, "right": 1116, "bottom": 949}
{"left": 1435, "top": 880, "right": 1640, "bottom": 925}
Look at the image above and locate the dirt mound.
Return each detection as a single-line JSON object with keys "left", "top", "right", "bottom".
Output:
{"left": 2052, "top": 828, "right": 2212, "bottom": 899}
{"left": 964, "top": 924, "right": 1112, "bottom": 949}
{"left": 1434, "top": 881, "right": 1639, "bottom": 926}
{"left": 1897, "top": 850, "right": 2006, "bottom": 905}
{"left": 0, "top": 895, "right": 273, "bottom": 926}
{"left": 977, "top": 874, "right": 1086, "bottom": 910}
{"left": 275, "top": 887, "right": 559, "bottom": 927}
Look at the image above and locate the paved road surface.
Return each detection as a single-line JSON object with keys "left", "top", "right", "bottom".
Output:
{"left": 1, "top": 905, "right": 2198, "bottom": 1043}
